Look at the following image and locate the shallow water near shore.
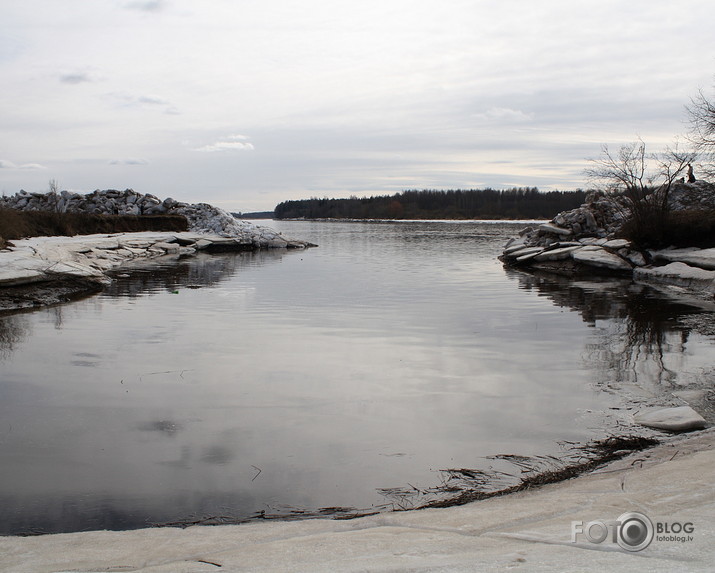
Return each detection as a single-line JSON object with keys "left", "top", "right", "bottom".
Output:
{"left": 1, "top": 220, "right": 713, "bottom": 535}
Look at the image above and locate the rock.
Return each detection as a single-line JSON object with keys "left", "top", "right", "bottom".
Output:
{"left": 572, "top": 247, "right": 632, "bottom": 271}
{"left": 518, "top": 226, "right": 533, "bottom": 237}
{"left": 0, "top": 267, "right": 47, "bottom": 286}
{"left": 533, "top": 246, "right": 582, "bottom": 261}
{"left": 46, "top": 261, "right": 104, "bottom": 278}
{"left": 193, "top": 238, "right": 214, "bottom": 250}
{"left": 634, "top": 406, "right": 707, "bottom": 432}
{"left": 503, "top": 240, "right": 528, "bottom": 255}
{"left": 502, "top": 246, "right": 543, "bottom": 260}
{"left": 602, "top": 239, "right": 630, "bottom": 250}
{"left": 672, "top": 390, "right": 710, "bottom": 404}
{"left": 626, "top": 251, "right": 647, "bottom": 267}
{"left": 651, "top": 247, "right": 715, "bottom": 271}
{"left": 515, "top": 250, "right": 544, "bottom": 263}
{"left": 634, "top": 262, "right": 715, "bottom": 294}
{"left": 153, "top": 241, "right": 181, "bottom": 254}
{"left": 538, "top": 223, "right": 573, "bottom": 236}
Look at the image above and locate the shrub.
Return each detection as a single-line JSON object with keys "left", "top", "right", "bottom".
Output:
{"left": 621, "top": 208, "right": 715, "bottom": 248}
{"left": 0, "top": 208, "right": 188, "bottom": 244}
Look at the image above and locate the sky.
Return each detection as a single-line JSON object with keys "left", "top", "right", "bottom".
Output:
{"left": 1, "top": 0, "right": 715, "bottom": 212}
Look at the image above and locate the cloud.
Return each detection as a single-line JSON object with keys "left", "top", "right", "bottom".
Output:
{"left": 0, "top": 160, "right": 46, "bottom": 170}
{"left": 195, "top": 135, "right": 255, "bottom": 153}
{"left": 109, "top": 158, "right": 149, "bottom": 165}
{"left": 473, "top": 107, "right": 534, "bottom": 123}
{"left": 105, "top": 92, "right": 179, "bottom": 114}
{"left": 59, "top": 72, "right": 94, "bottom": 85}
{"left": 137, "top": 95, "right": 169, "bottom": 106}
{"left": 122, "top": 0, "right": 167, "bottom": 12}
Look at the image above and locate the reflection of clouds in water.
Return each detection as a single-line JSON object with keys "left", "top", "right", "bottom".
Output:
{"left": 104, "top": 251, "right": 289, "bottom": 299}
{"left": 71, "top": 351, "right": 102, "bottom": 368}
{"left": 201, "top": 445, "right": 234, "bottom": 465}
{"left": 137, "top": 420, "right": 183, "bottom": 436}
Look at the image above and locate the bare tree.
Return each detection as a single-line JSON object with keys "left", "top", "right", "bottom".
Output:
{"left": 686, "top": 87, "right": 715, "bottom": 177}
{"left": 48, "top": 179, "right": 60, "bottom": 213}
{"left": 585, "top": 139, "right": 697, "bottom": 245}
{"left": 585, "top": 140, "right": 651, "bottom": 199}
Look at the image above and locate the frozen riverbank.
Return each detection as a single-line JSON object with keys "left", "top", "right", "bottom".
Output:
{"left": 499, "top": 183, "right": 715, "bottom": 300}
{"left": 1, "top": 428, "right": 712, "bottom": 572}
{"left": 0, "top": 228, "right": 313, "bottom": 312}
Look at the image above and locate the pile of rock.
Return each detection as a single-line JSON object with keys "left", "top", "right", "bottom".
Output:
{"left": 500, "top": 189, "right": 639, "bottom": 274}
{"left": 668, "top": 180, "right": 715, "bottom": 211}
{"left": 500, "top": 183, "right": 715, "bottom": 297}
{"left": 0, "top": 189, "right": 307, "bottom": 249}
{"left": 502, "top": 236, "right": 643, "bottom": 273}
{"left": 0, "top": 232, "right": 280, "bottom": 289}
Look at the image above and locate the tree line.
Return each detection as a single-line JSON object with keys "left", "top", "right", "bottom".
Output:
{"left": 273, "top": 188, "right": 587, "bottom": 220}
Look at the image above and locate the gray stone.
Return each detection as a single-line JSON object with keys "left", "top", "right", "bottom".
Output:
{"left": 538, "top": 223, "right": 573, "bottom": 236}
{"left": 651, "top": 247, "right": 715, "bottom": 271}
{"left": 533, "top": 246, "right": 582, "bottom": 261}
{"left": 46, "top": 261, "right": 104, "bottom": 278}
{"left": 634, "top": 262, "right": 715, "bottom": 293}
{"left": 572, "top": 248, "right": 632, "bottom": 271}
{"left": 627, "top": 251, "right": 647, "bottom": 267}
{"left": 634, "top": 406, "right": 707, "bottom": 432}
{"left": 503, "top": 240, "right": 528, "bottom": 255}
{"left": 153, "top": 241, "right": 181, "bottom": 254}
{"left": 602, "top": 239, "right": 630, "bottom": 249}
{"left": 193, "top": 238, "right": 214, "bottom": 250}
{"left": 515, "top": 252, "right": 542, "bottom": 263}
{"left": 504, "top": 246, "right": 543, "bottom": 260}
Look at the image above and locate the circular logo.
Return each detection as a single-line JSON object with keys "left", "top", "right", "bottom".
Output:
{"left": 617, "top": 512, "right": 654, "bottom": 552}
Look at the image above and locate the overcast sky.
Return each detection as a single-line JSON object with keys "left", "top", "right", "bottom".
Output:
{"left": 1, "top": 0, "right": 714, "bottom": 212}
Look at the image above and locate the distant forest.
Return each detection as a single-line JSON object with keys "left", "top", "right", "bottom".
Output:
{"left": 273, "top": 188, "right": 588, "bottom": 220}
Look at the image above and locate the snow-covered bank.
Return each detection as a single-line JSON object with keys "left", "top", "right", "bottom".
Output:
{"left": 0, "top": 228, "right": 314, "bottom": 312}
{"left": 0, "top": 189, "right": 315, "bottom": 309}
{"left": 499, "top": 183, "right": 715, "bottom": 299}
{"left": 1, "top": 429, "right": 712, "bottom": 572}
{"left": 0, "top": 188, "right": 312, "bottom": 249}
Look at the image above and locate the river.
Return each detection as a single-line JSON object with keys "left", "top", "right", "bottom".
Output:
{"left": 0, "top": 220, "right": 713, "bottom": 534}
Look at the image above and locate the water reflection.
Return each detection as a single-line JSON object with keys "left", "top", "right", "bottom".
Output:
{"left": 0, "top": 314, "right": 29, "bottom": 359}
{"left": 506, "top": 268, "right": 715, "bottom": 404}
{"left": 0, "top": 250, "right": 293, "bottom": 362}
{"left": 1, "top": 221, "right": 713, "bottom": 536}
{"left": 105, "top": 250, "right": 289, "bottom": 298}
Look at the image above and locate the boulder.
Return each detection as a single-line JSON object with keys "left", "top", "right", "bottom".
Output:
{"left": 602, "top": 239, "right": 630, "bottom": 250}
{"left": 634, "top": 406, "right": 707, "bottom": 432}
{"left": 533, "top": 246, "right": 582, "bottom": 262}
{"left": 538, "top": 223, "right": 573, "bottom": 237}
{"left": 634, "top": 262, "right": 715, "bottom": 293}
{"left": 651, "top": 247, "right": 715, "bottom": 271}
{"left": 572, "top": 247, "right": 632, "bottom": 271}
{"left": 503, "top": 246, "right": 543, "bottom": 260}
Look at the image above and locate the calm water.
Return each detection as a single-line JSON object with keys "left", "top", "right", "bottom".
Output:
{"left": 0, "top": 220, "right": 713, "bottom": 535}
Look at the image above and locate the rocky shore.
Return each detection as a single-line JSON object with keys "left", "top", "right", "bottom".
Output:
{"left": 0, "top": 188, "right": 311, "bottom": 249}
{"left": 0, "top": 189, "right": 314, "bottom": 311}
{"left": 500, "top": 182, "right": 715, "bottom": 299}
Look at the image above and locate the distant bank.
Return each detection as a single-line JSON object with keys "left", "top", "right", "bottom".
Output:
{"left": 233, "top": 211, "right": 275, "bottom": 219}
{"left": 272, "top": 188, "right": 587, "bottom": 220}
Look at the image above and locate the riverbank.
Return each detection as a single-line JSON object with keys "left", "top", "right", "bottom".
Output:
{"left": 499, "top": 184, "right": 715, "bottom": 300}
{"left": 0, "top": 229, "right": 313, "bottom": 313}
{"left": 1, "top": 428, "right": 712, "bottom": 572}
